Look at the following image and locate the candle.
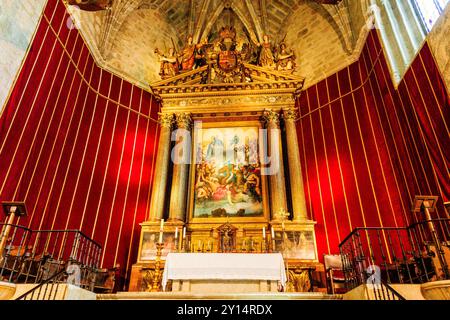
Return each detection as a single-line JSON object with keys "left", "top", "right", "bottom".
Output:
{"left": 183, "top": 227, "right": 186, "bottom": 239}
{"left": 175, "top": 227, "right": 178, "bottom": 239}
{"left": 158, "top": 230, "right": 163, "bottom": 244}
{"left": 160, "top": 219, "right": 165, "bottom": 230}
{"left": 271, "top": 227, "right": 275, "bottom": 238}
{"left": 263, "top": 227, "right": 266, "bottom": 239}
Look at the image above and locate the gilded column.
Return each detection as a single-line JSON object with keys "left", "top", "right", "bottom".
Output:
{"left": 283, "top": 108, "right": 308, "bottom": 221}
{"left": 263, "top": 109, "right": 288, "bottom": 221}
{"left": 168, "top": 113, "right": 193, "bottom": 222}
{"left": 148, "top": 113, "right": 174, "bottom": 221}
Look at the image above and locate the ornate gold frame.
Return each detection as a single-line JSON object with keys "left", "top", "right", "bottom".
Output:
{"left": 187, "top": 120, "right": 270, "bottom": 225}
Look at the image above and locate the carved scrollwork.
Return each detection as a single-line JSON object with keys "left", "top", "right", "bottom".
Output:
{"left": 262, "top": 109, "right": 281, "bottom": 127}
{"left": 282, "top": 108, "right": 298, "bottom": 121}
{"left": 175, "top": 113, "right": 193, "bottom": 130}
{"left": 286, "top": 269, "right": 312, "bottom": 292}
{"left": 158, "top": 113, "right": 174, "bottom": 128}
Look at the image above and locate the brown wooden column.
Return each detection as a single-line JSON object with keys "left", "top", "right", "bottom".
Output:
{"left": 148, "top": 113, "right": 174, "bottom": 221}
{"left": 283, "top": 108, "right": 308, "bottom": 221}
{"left": 263, "top": 109, "right": 288, "bottom": 221}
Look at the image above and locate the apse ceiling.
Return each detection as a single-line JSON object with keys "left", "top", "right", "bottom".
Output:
{"left": 66, "top": 0, "right": 370, "bottom": 88}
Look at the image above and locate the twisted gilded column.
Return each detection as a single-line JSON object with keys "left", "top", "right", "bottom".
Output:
{"left": 283, "top": 108, "right": 308, "bottom": 221}
{"left": 168, "top": 113, "right": 193, "bottom": 222}
{"left": 148, "top": 113, "right": 174, "bottom": 221}
{"left": 263, "top": 109, "right": 288, "bottom": 221}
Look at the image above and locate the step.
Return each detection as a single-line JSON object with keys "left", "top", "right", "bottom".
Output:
{"left": 97, "top": 292, "right": 343, "bottom": 300}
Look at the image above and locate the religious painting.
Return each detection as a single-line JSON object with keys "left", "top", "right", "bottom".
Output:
{"left": 192, "top": 125, "right": 264, "bottom": 219}
{"left": 275, "top": 231, "right": 317, "bottom": 260}
{"left": 139, "top": 231, "right": 177, "bottom": 261}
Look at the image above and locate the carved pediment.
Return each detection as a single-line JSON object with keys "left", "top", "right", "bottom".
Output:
{"left": 150, "top": 64, "right": 305, "bottom": 99}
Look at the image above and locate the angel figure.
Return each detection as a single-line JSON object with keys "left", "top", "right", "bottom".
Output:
{"left": 275, "top": 42, "right": 296, "bottom": 72}
{"left": 256, "top": 35, "right": 276, "bottom": 69}
{"left": 154, "top": 47, "right": 179, "bottom": 79}
{"left": 179, "top": 36, "right": 208, "bottom": 71}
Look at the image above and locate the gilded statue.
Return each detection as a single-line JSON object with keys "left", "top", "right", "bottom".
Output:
{"left": 155, "top": 47, "right": 179, "bottom": 79}
{"left": 178, "top": 35, "right": 207, "bottom": 71}
{"left": 275, "top": 42, "right": 296, "bottom": 72}
{"left": 179, "top": 36, "right": 196, "bottom": 71}
{"left": 223, "top": 230, "right": 231, "bottom": 252}
{"left": 256, "top": 35, "right": 276, "bottom": 69}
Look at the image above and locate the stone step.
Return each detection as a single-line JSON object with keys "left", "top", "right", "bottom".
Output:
{"left": 97, "top": 292, "right": 343, "bottom": 300}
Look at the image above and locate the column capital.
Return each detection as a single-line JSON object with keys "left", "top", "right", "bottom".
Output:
{"left": 158, "top": 113, "right": 174, "bottom": 128}
{"left": 282, "top": 108, "right": 298, "bottom": 121}
{"left": 262, "top": 109, "right": 280, "bottom": 127}
{"left": 175, "top": 113, "right": 193, "bottom": 130}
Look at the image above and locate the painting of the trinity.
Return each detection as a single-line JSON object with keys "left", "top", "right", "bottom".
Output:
{"left": 193, "top": 126, "right": 264, "bottom": 218}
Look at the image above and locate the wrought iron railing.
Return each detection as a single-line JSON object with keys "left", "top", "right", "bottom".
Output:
{"left": 365, "top": 273, "right": 406, "bottom": 300}
{"left": 0, "top": 224, "right": 102, "bottom": 292}
{"left": 339, "top": 218, "right": 450, "bottom": 291}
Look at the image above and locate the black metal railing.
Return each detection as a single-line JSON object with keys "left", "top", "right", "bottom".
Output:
{"left": 365, "top": 273, "right": 405, "bottom": 300}
{"left": 15, "top": 269, "right": 68, "bottom": 300}
{"left": 339, "top": 218, "right": 449, "bottom": 291}
{"left": 0, "top": 224, "right": 102, "bottom": 292}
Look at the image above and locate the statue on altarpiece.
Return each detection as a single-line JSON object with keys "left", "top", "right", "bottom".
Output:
{"left": 155, "top": 47, "right": 179, "bottom": 79}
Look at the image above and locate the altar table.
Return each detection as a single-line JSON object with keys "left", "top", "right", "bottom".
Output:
{"left": 161, "top": 253, "right": 287, "bottom": 293}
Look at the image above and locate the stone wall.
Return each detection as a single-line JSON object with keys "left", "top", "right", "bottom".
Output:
{"left": 0, "top": 0, "right": 47, "bottom": 112}
{"left": 283, "top": 2, "right": 368, "bottom": 88}
{"left": 427, "top": 3, "right": 450, "bottom": 92}
{"left": 106, "top": 8, "right": 179, "bottom": 84}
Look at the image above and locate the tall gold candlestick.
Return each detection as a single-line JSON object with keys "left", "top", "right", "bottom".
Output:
{"left": 151, "top": 243, "right": 164, "bottom": 292}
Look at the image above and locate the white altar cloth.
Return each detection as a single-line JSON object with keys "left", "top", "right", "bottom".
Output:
{"left": 161, "top": 253, "right": 287, "bottom": 291}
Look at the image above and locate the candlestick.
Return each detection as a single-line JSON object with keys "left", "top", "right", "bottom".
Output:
{"left": 150, "top": 243, "right": 164, "bottom": 292}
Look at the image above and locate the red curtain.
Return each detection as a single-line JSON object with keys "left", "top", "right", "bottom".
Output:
{"left": 0, "top": 0, "right": 160, "bottom": 284}
{"left": 296, "top": 30, "right": 450, "bottom": 260}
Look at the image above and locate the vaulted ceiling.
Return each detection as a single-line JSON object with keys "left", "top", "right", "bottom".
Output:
{"left": 66, "top": 0, "right": 370, "bottom": 88}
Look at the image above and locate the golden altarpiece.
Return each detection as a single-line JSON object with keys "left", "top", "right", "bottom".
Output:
{"left": 129, "top": 27, "right": 321, "bottom": 293}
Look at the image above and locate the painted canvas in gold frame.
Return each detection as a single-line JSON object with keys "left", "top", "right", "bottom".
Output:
{"left": 188, "top": 121, "right": 269, "bottom": 223}
{"left": 138, "top": 230, "right": 177, "bottom": 262}
{"left": 274, "top": 230, "right": 317, "bottom": 261}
